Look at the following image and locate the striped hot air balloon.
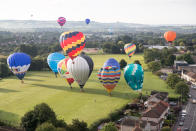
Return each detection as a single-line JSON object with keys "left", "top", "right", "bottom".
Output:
{"left": 60, "top": 31, "right": 86, "bottom": 60}
{"left": 57, "top": 58, "right": 74, "bottom": 88}
{"left": 57, "top": 17, "right": 66, "bottom": 27}
{"left": 98, "top": 58, "right": 121, "bottom": 95}
{"left": 124, "top": 43, "right": 136, "bottom": 58}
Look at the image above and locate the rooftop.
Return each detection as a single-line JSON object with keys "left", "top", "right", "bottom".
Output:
{"left": 174, "top": 60, "right": 188, "bottom": 64}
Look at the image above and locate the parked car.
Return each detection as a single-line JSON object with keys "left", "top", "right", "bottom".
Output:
{"left": 179, "top": 121, "right": 184, "bottom": 126}
{"left": 188, "top": 94, "right": 191, "bottom": 98}
{"left": 169, "top": 101, "right": 177, "bottom": 106}
{"left": 191, "top": 84, "right": 196, "bottom": 89}
{"left": 181, "top": 110, "right": 187, "bottom": 116}
{"left": 192, "top": 99, "right": 196, "bottom": 104}
{"left": 180, "top": 116, "right": 185, "bottom": 121}
{"left": 184, "top": 128, "right": 190, "bottom": 131}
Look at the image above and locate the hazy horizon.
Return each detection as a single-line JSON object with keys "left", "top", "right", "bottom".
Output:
{"left": 0, "top": 0, "right": 196, "bottom": 25}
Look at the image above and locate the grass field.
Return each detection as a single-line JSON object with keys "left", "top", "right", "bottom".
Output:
{"left": 0, "top": 54, "right": 178, "bottom": 127}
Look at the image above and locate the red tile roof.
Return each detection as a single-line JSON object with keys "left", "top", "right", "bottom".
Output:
{"left": 142, "top": 101, "right": 169, "bottom": 118}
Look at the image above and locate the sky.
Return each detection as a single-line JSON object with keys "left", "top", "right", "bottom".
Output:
{"left": 0, "top": 0, "right": 196, "bottom": 24}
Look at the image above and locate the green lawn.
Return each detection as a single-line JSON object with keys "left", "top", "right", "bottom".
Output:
{"left": 0, "top": 54, "right": 178, "bottom": 126}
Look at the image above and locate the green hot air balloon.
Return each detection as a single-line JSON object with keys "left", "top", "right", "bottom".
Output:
{"left": 124, "top": 64, "right": 144, "bottom": 91}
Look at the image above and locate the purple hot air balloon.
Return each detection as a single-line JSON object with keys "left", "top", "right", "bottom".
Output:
{"left": 57, "top": 17, "right": 66, "bottom": 27}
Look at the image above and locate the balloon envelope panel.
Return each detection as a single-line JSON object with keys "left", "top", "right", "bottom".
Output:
{"left": 85, "top": 18, "right": 90, "bottom": 24}
{"left": 103, "top": 58, "right": 120, "bottom": 69}
{"left": 47, "top": 53, "right": 65, "bottom": 73}
{"left": 124, "top": 64, "right": 144, "bottom": 91}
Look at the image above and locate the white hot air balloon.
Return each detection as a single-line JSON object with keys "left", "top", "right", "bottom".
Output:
{"left": 67, "top": 54, "right": 94, "bottom": 91}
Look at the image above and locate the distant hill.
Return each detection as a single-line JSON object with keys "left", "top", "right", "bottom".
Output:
{"left": 0, "top": 20, "right": 196, "bottom": 33}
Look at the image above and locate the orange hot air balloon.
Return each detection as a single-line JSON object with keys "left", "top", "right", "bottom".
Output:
{"left": 164, "top": 31, "right": 176, "bottom": 43}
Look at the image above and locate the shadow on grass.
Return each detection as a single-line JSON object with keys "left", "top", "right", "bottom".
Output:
{"left": 0, "top": 88, "right": 19, "bottom": 93}
{"left": 31, "top": 83, "right": 137, "bottom": 100}
{"left": 0, "top": 110, "right": 20, "bottom": 126}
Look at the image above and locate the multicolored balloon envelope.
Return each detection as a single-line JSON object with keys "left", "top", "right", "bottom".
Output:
{"left": 124, "top": 43, "right": 136, "bottom": 58}
{"left": 7, "top": 53, "right": 31, "bottom": 82}
{"left": 164, "top": 31, "right": 176, "bottom": 43}
{"left": 57, "top": 58, "right": 74, "bottom": 87}
{"left": 47, "top": 53, "right": 65, "bottom": 77}
{"left": 124, "top": 64, "right": 144, "bottom": 91}
{"left": 59, "top": 31, "right": 86, "bottom": 60}
{"left": 57, "top": 17, "right": 66, "bottom": 27}
{"left": 67, "top": 54, "right": 94, "bottom": 91}
{"left": 85, "top": 18, "right": 90, "bottom": 25}
{"left": 98, "top": 58, "right": 121, "bottom": 94}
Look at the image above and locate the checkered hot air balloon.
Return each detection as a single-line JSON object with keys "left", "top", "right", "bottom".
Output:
{"left": 57, "top": 17, "right": 66, "bottom": 27}
{"left": 59, "top": 31, "right": 86, "bottom": 60}
{"left": 57, "top": 58, "right": 74, "bottom": 88}
{"left": 97, "top": 58, "right": 121, "bottom": 95}
{"left": 124, "top": 43, "right": 136, "bottom": 58}
{"left": 7, "top": 53, "right": 31, "bottom": 83}
{"left": 124, "top": 64, "right": 144, "bottom": 91}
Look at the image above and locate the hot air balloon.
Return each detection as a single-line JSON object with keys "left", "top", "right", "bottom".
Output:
{"left": 7, "top": 53, "right": 31, "bottom": 83}
{"left": 164, "top": 31, "right": 176, "bottom": 44}
{"left": 85, "top": 18, "right": 90, "bottom": 25}
{"left": 67, "top": 54, "right": 94, "bottom": 91}
{"left": 47, "top": 53, "right": 65, "bottom": 77}
{"left": 57, "top": 58, "right": 74, "bottom": 88}
{"left": 59, "top": 31, "right": 86, "bottom": 60}
{"left": 98, "top": 58, "right": 121, "bottom": 95}
{"left": 57, "top": 17, "right": 66, "bottom": 27}
{"left": 124, "top": 43, "right": 136, "bottom": 58}
{"left": 124, "top": 64, "right": 144, "bottom": 91}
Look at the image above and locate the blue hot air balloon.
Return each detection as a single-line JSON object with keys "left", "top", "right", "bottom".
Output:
{"left": 85, "top": 18, "right": 90, "bottom": 25}
{"left": 7, "top": 53, "right": 31, "bottom": 83}
{"left": 47, "top": 53, "right": 65, "bottom": 77}
{"left": 124, "top": 64, "right": 144, "bottom": 91}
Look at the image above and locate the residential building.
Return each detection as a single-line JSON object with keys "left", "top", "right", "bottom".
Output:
{"left": 181, "top": 69, "right": 196, "bottom": 85}
{"left": 174, "top": 60, "right": 188, "bottom": 69}
{"left": 141, "top": 101, "right": 169, "bottom": 131}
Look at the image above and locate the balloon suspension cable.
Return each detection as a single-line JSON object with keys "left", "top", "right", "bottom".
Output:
{"left": 69, "top": 84, "right": 72, "bottom": 89}
{"left": 109, "top": 92, "right": 112, "bottom": 97}
{"left": 55, "top": 72, "right": 58, "bottom": 78}
{"left": 21, "top": 80, "right": 24, "bottom": 84}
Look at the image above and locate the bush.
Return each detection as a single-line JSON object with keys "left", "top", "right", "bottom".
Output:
{"left": 67, "top": 119, "right": 89, "bottom": 131}
{"left": 134, "top": 60, "right": 141, "bottom": 65}
{"left": 175, "top": 81, "right": 189, "bottom": 95}
{"left": 119, "top": 59, "right": 127, "bottom": 70}
{"left": 166, "top": 74, "right": 181, "bottom": 88}
{"left": 101, "top": 122, "right": 118, "bottom": 131}
{"left": 36, "top": 122, "right": 56, "bottom": 131}
{"left": 154, "top": 71, "right": 164, "bottom": 76}
{"left": 21, "top": 103, "right": 66, "bottom": 131}
{"left": 147, "top": 61, "right": 161, "bottom": 72}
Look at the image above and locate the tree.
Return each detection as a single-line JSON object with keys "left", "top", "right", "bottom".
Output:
{"left": 147, "top": 61, "right": 161, "bottom": 72}
{"left": 166, "top": 74, "right": 181, "bottom": 89}
{"left": 67, "top": 119, "right": 89, "bottom": 131}
{"left": 134, "top": 60, "right": 141, "bottom": 65}
{"left": 119, "top": 59, "right": 127, "bottom": 69}
{"left": 183, "top": 54, "right": 194, "bottom": 64}
{"left": 161, "top": 126, "right": 171, "bottom": 131}
{"left": 175, "top": 81, "right": 189, "bottom": 96}
{"left": 101, "top": 122, "right": 118, "bottom": 131}
{"left": 166, "top": 55, "right": 176, "bottom": 66}
{"left": 21, "top": 103, "right": 66, "bottom": 131}
{"left": 179, "top": 41, "right": 185, "bottom": 46}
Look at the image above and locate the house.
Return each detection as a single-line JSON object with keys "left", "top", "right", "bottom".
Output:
{"left": 174, "top": 60, "right": 188, "bottom": 69}
{"left": 141, "top": 101, "right": 169, "bottom": 131}
{"left": 158, "top": 68, "right": 173, "bottom": 74}
{"left": 181, "top": 69, "right": 196, "bottom": 85}
{"left": 120, "top": 116, "right": 154, "bottom": 131}
{"left": 144, "top": 92, "right": 168, "bottom": 108}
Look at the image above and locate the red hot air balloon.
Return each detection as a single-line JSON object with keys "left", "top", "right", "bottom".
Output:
{"left": 57, "top": 17, "right": 66, "bottom": 27}
{"left": 59, "top": 31, "right": 86, "bottom": 60}
{"left": 164, "top": 31, "right": 176, "bottom": 44}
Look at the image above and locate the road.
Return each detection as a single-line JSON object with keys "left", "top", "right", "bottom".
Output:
{"left": 173, "top": 87, "right": 196, "bottom": 131}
